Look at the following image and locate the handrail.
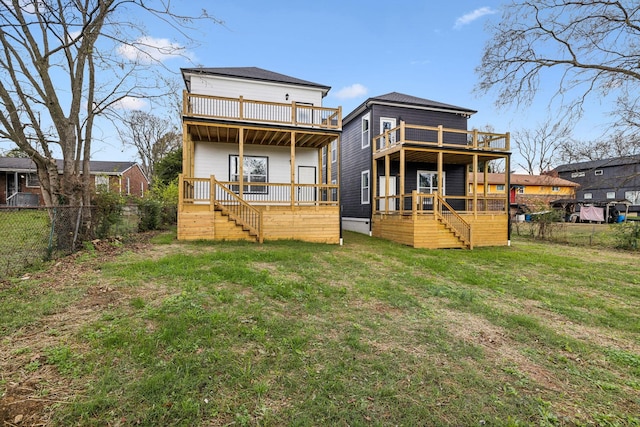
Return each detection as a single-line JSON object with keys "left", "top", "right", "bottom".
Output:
{"left": 214, "top": 180, "right": 263, "bottom": 243}
{"left": 435, "top": 194, "right": 472, "bottom": 249}
{"left": 6, "top": 192, "right": 17, "bottom": 206}
{"left": 184, "top": 92, "right": 342, "bottom": 130}
{"left": 373, "top": 122, "right": 509, "bottom": 155}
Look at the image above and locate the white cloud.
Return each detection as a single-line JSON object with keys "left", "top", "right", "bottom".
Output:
{"left": 454, "top": 7, "right": 497, "bottom": 29}
{"left": 334, "top": 83, "right": 368, "bottom": 100}
{"left": 117, "top": 36, "right": 191, "bottom": 63}
{"left": 112, "top": 96, "right": 147, "bottom": 110}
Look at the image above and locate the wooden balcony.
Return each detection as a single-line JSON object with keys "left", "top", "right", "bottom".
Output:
{"left": 183, "top": 91, "right": 342, "bottom": 131}
{"left": 373, "top": 122, "right": 509, "bottom": 158}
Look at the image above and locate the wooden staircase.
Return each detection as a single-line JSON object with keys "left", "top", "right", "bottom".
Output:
{"left": 214, "top": 182, "right": 263, "bottom": 243}
{"left": 435, "top": 195, "right": 472, "bottom": 249}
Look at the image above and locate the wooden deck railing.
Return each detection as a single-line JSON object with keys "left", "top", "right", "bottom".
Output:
{"left": 184, "top": 92, "right": 342, "bottom": 130}
{"left": 374, "top": 193, "right": 507, "bottom": 215}
{"left": 180, "top": 176, "right": 339, "bottom": 207}
{"left": 373, "top": 122, "right": 509, "bottom": 154}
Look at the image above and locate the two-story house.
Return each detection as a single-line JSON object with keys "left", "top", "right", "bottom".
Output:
{"left": 554, "top": 155, "right": 640, "bottom": 214}
{"left": 178, "top": 67, "right": 342, "bottom": 243}
{"left": 340, "top": 92, "right": 511, "bottom": 249}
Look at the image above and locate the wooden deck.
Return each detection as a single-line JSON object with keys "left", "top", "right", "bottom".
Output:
{"left": 178, "top": 204, "right": 340, "bottom": 244}
{"left": 372, "top": 212, "right": 509, "bottom": 249}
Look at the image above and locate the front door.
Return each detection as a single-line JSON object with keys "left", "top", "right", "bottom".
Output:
{"left": 378, "top": 176, "right": 397, "bottom": 211}
{"left": 297, "top": 166, "right": 316, "bottom": 202}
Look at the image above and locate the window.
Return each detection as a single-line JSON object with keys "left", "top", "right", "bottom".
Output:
{"left": 584, "top": 192, "right": 593, "bottom": 199}
{"left": 595, "top": 169, "right": 603, "bottom": 176}
{"left": 552, "top": 186, "right": 560, "bottom": 192}
{"left": 606, "top": 191, "right": 616, "bottom": 199}
{"left": 496, "top": 184, "right": 505, "bottom": 192}
{"left": 322, "top": 146, "right": 327, "bottom": 167}
{"left": 516, "top": 186, "right": 525, "bottom": 194}
{"left": 230, "top": 155, "right": 268, "bottom": 194}
{"left": 361, "top": 170, "right": 370, "bottom": 204}
{"left": 361, "top": 114, "right": 370, "bottom": 149}
{"left": 380, "top": 117, "right": 397, "bottom": 146}
{"left": 625, "top": 190, "right": 640, "bottom": 206}
{"left": 140, "top": 182, "right": 145, "bottom": 197}
{"left": 571, "top": 171, "right": 585, "bottom": 178}
{"left": 126, "top": 177, "right": 131, "bottom": 195}
{"left": 417, "top": 171, "right": 445, "bottom": 194}
{"left": 331, "top": 140, "right": 337, "bottom": 163}
{"left": 95, "top": 175, "right": 109, "bottom": 192}
{"left": 26, "top": 173, "right": 40, "bottom": 188}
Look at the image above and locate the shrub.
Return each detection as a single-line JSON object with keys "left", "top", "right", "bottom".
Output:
{"left": 612, "top": 221, "right": 640, "bottom": 250}
{"left": 92, "top": 190, "right": 125, "bottom": 238}
{"left": 137, "top": 198, "right": 162, "bottom": 232}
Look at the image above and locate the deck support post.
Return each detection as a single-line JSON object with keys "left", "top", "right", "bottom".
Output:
{"left": 210, "top": 175, "right": 216, "bottom": 211}
{"left": 372, "top": 156, "right": 378, "bottom": 215}
{"left": 385, "top": 154, "right": 390, "bottom": 213}
{"left": 291, "top": 132, "right": 296, "bottom": 208}
{"left": 399, "top": 146, "right": 405, "bottom": 215}
{"left": 473, "top": 154, "right": 479, "bottom": 218}
{"left": 239, "top": 127, "right": 244, "bottom": 200}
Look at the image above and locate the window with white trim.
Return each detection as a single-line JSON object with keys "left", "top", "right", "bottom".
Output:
{"left": 361, "top": 170, "right": 370, "bottom": 204}
{"left": 26, "top": 173, "right": 40, "bottom": 188}
{"left": 361, "top": 114, "right": 370, "bottom": 149}
{"left": 595, "top": 169, "right": 603, "bottom": 176}
{"left": 584, "top": 193, "right": 592, "bottom": 199}
{"left": 95, "top": 175, "right": 109, "bottom": 192}
{"left": 496, "top": 184, "right": 505, "bottom": 192}
{"left": 126, "top": 177, "right": 131, "bottom": 195}
{"left": 331, "top": 140, "right": 337, "bottom": 163}
{"left": 552, "top": 186, "right": 560, "bottom": 192}
{"left": 230, "top": 155, "right": 268, "bottom": 194}
{"left": 625, "top": 190, "right": 640, "bottom": 205}
{"left": 606, "top": 191, "right": 616, "bottom": 199}
{"left": 571, "top": 171, "right": 585, "bottom": 178}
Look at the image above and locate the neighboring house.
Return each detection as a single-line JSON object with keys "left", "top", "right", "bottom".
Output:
{"left": 340, "top": 92, "right": 511, "bottom": 249}
{"left": 469, "top": 173, "right": 579, "bottom": 207}
{"left": 554, "top": 155, "right": 640, "bottom": 214}
{"left": 178, "top": 67, "right": 341, "bottom": 243}
{"left": 0, "top": 157, "right": 149, "bottom": 206}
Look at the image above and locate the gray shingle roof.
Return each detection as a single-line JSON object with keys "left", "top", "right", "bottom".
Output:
{"left": 343, "top": 91, "right": 476, "bottom": 124}
{"left": 181, "top": 67, "right": 331, "bottom": 94}
{"left": 0, "top": 157, "right": 137, "bottom": 175}
{"left": 370, "top": 92, "right": 476, "bottom": 114}
{"left": 554, "top": 154, "right": 640, "bottom": 172}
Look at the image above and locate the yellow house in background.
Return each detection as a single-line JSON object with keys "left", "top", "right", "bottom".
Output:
{"left": 469, "top": 173, "right": 579, "bottom": 207}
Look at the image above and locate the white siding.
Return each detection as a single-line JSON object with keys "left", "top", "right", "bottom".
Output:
{"left": 191, "top": 75, "right": 324, "bottom": 106}
{"left": 194, "top": 142, "right": 317, "bottom": 183}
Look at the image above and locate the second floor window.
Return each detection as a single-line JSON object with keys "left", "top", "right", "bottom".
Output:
{"left": 362, "top": 114, "right": 370, "bottom": 149}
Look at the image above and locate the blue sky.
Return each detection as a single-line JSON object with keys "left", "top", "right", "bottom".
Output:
{"left": 1, "top": 1, "right": 617, "bottom": 171}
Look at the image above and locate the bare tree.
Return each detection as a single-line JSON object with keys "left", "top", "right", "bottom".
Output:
{"left": 513, "top": 119, "right": 571, "bottom": 175}
{"left": 0, "top": 0, "right": 218, "bottom": 220}
{"left": 476, "top": 1, "right": 640, "bottom": 149}
{"left": 559, "top": 131, "right": 640, "bottom": 163}
{"left": 118, "top": 110, "right": 180, "bottom": 180}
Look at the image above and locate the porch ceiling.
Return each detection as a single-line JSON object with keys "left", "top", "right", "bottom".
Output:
{"left": 377, "top": 147, "right": 509, "bottom": 165}
{"left": 186, "top": 121, "right": 338, "bottom": 149}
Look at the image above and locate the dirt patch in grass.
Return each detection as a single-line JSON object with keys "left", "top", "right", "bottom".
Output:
{"left": 0, "top": 235, "right": 155, "bottom": 426}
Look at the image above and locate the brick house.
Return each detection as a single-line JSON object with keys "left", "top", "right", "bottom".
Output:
{"left": 0, "top": 157, "right": 149, "bottom": 206}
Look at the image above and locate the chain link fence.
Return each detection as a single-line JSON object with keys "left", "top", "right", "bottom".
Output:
{"left": 0, "top": 205, "right": 141, "bottom": 279}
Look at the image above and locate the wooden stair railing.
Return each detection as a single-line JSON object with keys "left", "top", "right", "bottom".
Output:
{"left": 214, "top": 181, "right": 263, "bottom": 243}
{"left": 435, "top": 195, "right": 472, "bottom": 249}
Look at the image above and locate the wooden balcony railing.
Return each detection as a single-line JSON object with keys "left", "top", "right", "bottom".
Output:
{"left": 373, "top": 193, "right": 508, "bottom": 216}
{"left": 180, "top": 175, "right": 339, "bottom": 208}
{"left": 373, "top": 122, "right": 510, "bottom": 154}
{"left": 183, "top": 91, "right": 342, "bottom": 130}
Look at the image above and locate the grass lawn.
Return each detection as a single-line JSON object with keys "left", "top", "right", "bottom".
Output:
{"left": 1, "top": 231, "right": 639, "bottom": 426}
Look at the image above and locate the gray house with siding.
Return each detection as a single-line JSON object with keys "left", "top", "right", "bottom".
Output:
{"left": 339, "top": 92, "right": 511, "bottom": 249}
{"left": 554, "top": 155, "right": 640, "bottom": 214}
